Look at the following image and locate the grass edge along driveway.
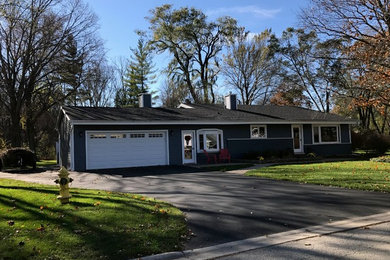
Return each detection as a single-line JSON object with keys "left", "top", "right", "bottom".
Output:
{"left": 0, "top": 178, "right": 187, "bottom": 260}
{"left": 246, "top": 161, "right": 390, "bottom": 193}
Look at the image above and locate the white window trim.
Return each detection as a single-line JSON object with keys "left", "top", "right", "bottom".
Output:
{"left": 196, "top": 129, "right": 224, "bottom": 152}
{"left": 70, "top": 126, "right": 74, "bottom": 171}
{"left": 250, "top": 125, "right": 267, "bottom": 139}
{"left": 312, "top": 125, "right": 340, "bottom": 144}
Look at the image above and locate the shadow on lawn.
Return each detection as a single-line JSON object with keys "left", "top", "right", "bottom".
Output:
{"left": 1, "top": 167, "right": 51, "bottom": 174}
{"left": 0, "top": 184, "right": 185, "bottom": 259}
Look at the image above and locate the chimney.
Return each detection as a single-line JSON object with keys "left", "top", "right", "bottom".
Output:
{"left": 224, "top": 93, "right": 237, "bottom": 110}
{"left": 138, "top": 93, "right": 152, "bottom": 108}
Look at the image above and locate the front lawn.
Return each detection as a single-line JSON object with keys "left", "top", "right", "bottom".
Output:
{"left": 0, "top": 179, "right": 187, "bottom": 259}
{"left": 246, "top": 161, "right": 390, "bottom": 193}
{"left": 202, "top": 163, "right": 253, "bottom": 172}
{"left": 36, "top": 159, "right": 57, "bottom": 168}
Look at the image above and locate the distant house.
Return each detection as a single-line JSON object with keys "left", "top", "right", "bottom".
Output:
{"left": 58, "top": 94, "right": 356, "bottom": 171}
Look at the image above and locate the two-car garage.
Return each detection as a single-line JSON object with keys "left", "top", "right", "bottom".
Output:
{"left": 85, "top": 130, "right": 169, "bottom": 170}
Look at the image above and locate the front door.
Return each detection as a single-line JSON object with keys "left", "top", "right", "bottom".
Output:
{"left": 292, "top": 125, "right": 304, "bottom": 153}
{"left": 182, "top": 130, "right": 196, "bottom": 164}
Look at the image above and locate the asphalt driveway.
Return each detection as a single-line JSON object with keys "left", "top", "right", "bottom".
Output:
{"left": 1, "top": 166, "right": 389, "bottom": 250}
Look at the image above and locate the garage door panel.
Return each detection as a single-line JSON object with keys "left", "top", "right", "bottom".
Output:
{"left": 86, "top": 131, "right": 168, "bottom": 170}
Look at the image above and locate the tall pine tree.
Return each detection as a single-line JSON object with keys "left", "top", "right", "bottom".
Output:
{"left": 115, "top": 35, "right": 156, "bottom": 107}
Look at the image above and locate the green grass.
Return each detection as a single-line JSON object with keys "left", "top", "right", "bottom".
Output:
{"left": 36, "top": 159, "right": 57, "bottom": 168}
{"left": 0, "top": 179, "right": 187, "bottom": 260}
{"left": 202, "top": 164, "right": 253, "bottom": 172}
{"left": 246, "top": 161, "right": 390, "bottom": 193}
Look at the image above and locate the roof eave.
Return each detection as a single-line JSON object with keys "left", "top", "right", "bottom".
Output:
{"left": 69, "top": 119, "right": 358, "bottom": 126}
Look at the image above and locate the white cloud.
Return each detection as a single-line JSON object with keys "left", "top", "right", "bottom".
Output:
{"left": 206, "top": 5, "right": 281, "bottom": 18}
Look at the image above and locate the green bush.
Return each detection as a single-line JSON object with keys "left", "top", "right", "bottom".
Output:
{"left": 0, "top": 147, "right": 37, "bottom": 170}
{"left": 243, "top": 149, "right": 293, "bottom": 160}
{"left": 352, "top": 131, "right": 390, "bottom": 154}
{"left": 36, "top": 133, "right": 56, "bottom": 160}
{"left": 370, "top": 155, "right": 390, "bottom": 163}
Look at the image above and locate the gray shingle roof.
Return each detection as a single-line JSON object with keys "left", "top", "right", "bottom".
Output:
{"left": 62, "top": 104, "right": 355, "bottom": 124}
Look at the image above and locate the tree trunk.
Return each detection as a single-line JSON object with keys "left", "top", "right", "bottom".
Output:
{"left": 9, "top": 112, "right": 22, "bottom": 147}
{"left": 25, "top": 115, "right": 36, "bottom": 153}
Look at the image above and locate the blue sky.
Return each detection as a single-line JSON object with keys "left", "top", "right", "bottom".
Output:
{"left": 84, "top": 0, "right": 309, "bottom": 93}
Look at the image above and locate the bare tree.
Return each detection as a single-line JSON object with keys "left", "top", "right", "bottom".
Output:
{"left": 81, "top": 60, "right": 116, "bottom": 107}
{"left": 0, "top": 0, "right": 100, "bottom": 149}
{"left": 301, "top": 0, "right": 390, "bottom": 108}
{"left": 222, "top": 29, "right": 277, "bottom": 105}
{"left": 148, "top": 5, "right": 238, "bottom": 103}
{"left": 160, "top": 77, "right": 189, "bottom": 108}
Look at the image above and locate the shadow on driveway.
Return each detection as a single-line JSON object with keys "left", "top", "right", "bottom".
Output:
{"left": 71, "top": 167, "right": 390, "bottom": 250}
{"left": 86, "top": 165, "right": 207, "bottom": 177}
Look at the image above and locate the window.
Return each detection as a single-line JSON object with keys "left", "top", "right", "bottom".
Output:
{"left": 197, "top": 129, "right": 223, "bottom": 152}
{"left": 251, "top": 125, "right": 267, "bottom": 138}
{"left": 312, "top": 125, "right": 339, "bottom": 144}
{"left": 90, "top": 134, "right": 106, "bottom": 139}
{"left": 199, "top": 134, "right": 204, "bottom": 150}
{"left": 110, "top": 134, "right": 126, "bottom": 139}
{"left": 149, "top": 133, "right": 163, "bottom": 138}
{"left": 313, "top": 127, "right": 320, "bottom": 143}
{"left": 129, "top": 133, "right": 145, "bottom": 138}
{"left": 206, "top": 133, "right": 218, "bottom": 150}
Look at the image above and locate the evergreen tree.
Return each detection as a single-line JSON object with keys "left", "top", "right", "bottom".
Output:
{"left": 115, "top": 35, "right": 156, "bottom": 107}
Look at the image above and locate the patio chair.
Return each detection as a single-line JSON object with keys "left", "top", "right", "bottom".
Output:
{"left": 203, "top": 150, "right": 217, "bottom": 164}
{"left": 219, "top": 148, "right": 231, "bottom": 163}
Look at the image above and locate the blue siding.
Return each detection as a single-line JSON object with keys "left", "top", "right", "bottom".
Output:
{"left": 302, "top": 124, "right": 352, "bottom": 155}
{"left": 268, "top": 124, "right": 292, "bottom": 138}
{"left": 305, "top": 143, "right": 352, "bottom": 156}
{"left": 340, "top": 124, "right": 350, "bottom": 143}
{"left": 58, "top": 115, "right": 71, "bottom": 169}
{"left": 227, "top": 139, "right": 293, "bottom": 158}
{"left": 65, "top": 122, "right": 352, "bottom": 171}
{"left": 303, "top": 124, "right": 312, "bottom": 145}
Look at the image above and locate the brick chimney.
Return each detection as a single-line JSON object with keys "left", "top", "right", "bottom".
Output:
{"left": 224, "top": 93, "right": 237, "bottom": 110}
{"left": 138, "top": 93, "right": 152, "bottom": 108}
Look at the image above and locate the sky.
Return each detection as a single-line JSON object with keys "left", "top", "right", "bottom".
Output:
{"left": 83, "top": 0, "right": 310, "bottom": 94}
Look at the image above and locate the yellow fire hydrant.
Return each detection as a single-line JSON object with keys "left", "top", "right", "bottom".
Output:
{"left": 54, "top": 167, "right": 73, "bottom": 204}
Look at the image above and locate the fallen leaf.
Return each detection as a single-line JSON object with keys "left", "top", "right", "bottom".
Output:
{"left": 37, "top": 224, "right": 45, "bottom": 232}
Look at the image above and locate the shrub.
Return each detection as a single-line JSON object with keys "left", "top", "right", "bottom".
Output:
{"left": 352, "top": 131, "right": 390, "bottom": 154}
{"left": 242, "top": 149, "right": 293, "bottom": 161}
{"left": 370, "top": 155, "right": 390, "bottom": 163}
{"left": 306, "top": 152, "right": 317, "bottom": 158}
{"left": 0, "top": 147, "right": 37, "bottom": 170}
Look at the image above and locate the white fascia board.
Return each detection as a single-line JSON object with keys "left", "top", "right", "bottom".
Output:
{"left": 70, "top": 120, "right": 358, "bottom": 126}
{"left": 177, "top": 103, "right": 194, "bottom": 109}
{"left": 60, "top": 106, "right": 71, "bottom": 122}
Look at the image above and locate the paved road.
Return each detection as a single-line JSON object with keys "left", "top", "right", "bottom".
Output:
{"left": 1, "top": 166, "right": 389, "bottom": 250}
{"left": 217, "top": 221, "right": 390, "bottom": 260}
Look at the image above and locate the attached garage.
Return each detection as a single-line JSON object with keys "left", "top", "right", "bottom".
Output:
{"left": 85, "top": 130, "right": 169, "bottom": 170}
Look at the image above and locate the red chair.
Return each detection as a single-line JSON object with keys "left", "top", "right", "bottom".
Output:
{"left": 219, "top": 149, "right": 231, "bottom": 163}
{"left": 203, "top": 150, "right": 217, "bottom": 164}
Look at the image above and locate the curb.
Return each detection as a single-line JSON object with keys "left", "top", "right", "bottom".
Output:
{"left": 136, "top": 211, "right": 390, "bottom": 260}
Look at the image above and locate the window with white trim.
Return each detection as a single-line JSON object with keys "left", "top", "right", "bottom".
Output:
{"left": 250, "top": 125, "right": 267, "bottom": 138}
{"left": 129, "top": 133, "right": 145, "bottom": 138}
{"left": 90, "top": 134, "right": 106, "bottom": 139}
{"left": 149, "top": 133, "right": 163, "bottom": 138}
{"left": 110, "top": 134, "right": 126, "bottom": 139}
{"left": 312, "top": 125, "right": 340, "bottom": 143}
{"left": 197, "top": 129, "right": 223, "bottom": 152}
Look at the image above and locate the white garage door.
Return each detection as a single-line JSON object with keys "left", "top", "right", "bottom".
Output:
{"left": 86, "top": 131, "right": 168, "bottom": 170}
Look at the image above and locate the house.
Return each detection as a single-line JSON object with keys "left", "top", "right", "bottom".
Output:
{"left": 58, "top": 94, "right": 356, "bottom": 171}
